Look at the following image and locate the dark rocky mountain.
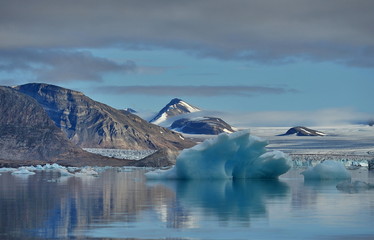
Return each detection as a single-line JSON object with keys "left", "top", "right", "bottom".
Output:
{"left": 170, "top": 117, "right": 235, "bottom": 135}
{"left": 280, "top": 126, "right": 326, "bottom": 136}
{"left": 15, "top": 83, "right": 195, "bottom": 151}
{"left": 0, "top": 86, "right": 131, "bottom": 167}
{"left": 150, "top": 98, "right": 200, "bottom": 125}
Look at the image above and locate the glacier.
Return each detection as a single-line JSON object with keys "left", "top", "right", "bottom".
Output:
{"left": 301, "top": 160, "right": 351, "bottom": 180}
{"left": 146, "top": 130, "right": 292, "bottom": 179}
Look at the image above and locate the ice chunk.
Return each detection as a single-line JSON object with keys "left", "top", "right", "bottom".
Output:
{"left": 146, "top": 130, "right": 292, "bottom": 179}
{"left": 11, "top": 167, "right": 36, "bottom": 175}
{"left": 0, "top": 167, "right": 17, "bottom": 172}
{"left": 75, "top": 167, "right": 99, "bottom": 177}
{"left": 301, "top": 160, "right": 351, "bottom": 180}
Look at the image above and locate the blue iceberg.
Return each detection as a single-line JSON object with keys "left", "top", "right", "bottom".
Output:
{"left": 301, "top": 160, "right": 351, "bottom": 180}
{"left": 146, "top": 130, "right": 292, "bottom": 179}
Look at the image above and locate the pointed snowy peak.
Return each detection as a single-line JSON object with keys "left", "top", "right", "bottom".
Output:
{"left": 150, "top": 98, "right": 200, "bottom": 125}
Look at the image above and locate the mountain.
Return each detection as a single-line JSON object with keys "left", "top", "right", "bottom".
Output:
{"left": 15, "top": 83, "right": 195, "bottom": 151}
{"left": 150, "top": 98, "right": 236, "bottom": 135}
{"left": 0, "top": 86, "right": 127, "bottom": 167}
{"left": 123, "top": 108, "right": 137, "bottom": 114}
{"left": 150, "top": 98, "right": 200, "bottom": 125}
{"left": 170, "top": 117, "right": 235, "bottom": 135}
{"left": 280, "top": 126, "right": 326, "bottom": 136}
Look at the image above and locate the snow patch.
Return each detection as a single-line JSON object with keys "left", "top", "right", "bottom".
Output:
{"left": 146, "top": 130, "right": 292, "bottom": 179}
{"left": 152, "top": 112, "right": 168, "bottom": 125}
{"left": 179, "top": 101, "right": 200, "bottom": 113}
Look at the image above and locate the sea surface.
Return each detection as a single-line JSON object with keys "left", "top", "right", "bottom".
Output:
{"left": 1, "top": 167, "right": 374, "bottom": 240}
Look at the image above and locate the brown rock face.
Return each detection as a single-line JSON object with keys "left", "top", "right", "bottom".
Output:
{"left": 16, "top": 83, "right": 195, "bottom": 151}
{"left": 0, "top": 86, "right": 134, "bottom": 167}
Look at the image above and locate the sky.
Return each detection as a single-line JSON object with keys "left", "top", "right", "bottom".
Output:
{"left": 0, "top": 0, "right": 373, "bottom": 127}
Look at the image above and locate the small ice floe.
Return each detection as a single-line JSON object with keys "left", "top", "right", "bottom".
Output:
{"left": 0, "top": 167, "right": 17, "bottom": 172}
{"left": 336, "top": 181, "right": 374, "bottom": 193}
{"left": 11, "top": 167, "right": 36, "bottom": 175}
{"left": 75, "top": 167, "right": 99, "bottom": 177}
{"left": 301, "top": 160, "right": 351, "bottom": 181}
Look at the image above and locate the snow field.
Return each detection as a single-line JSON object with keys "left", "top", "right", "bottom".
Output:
{"left": 83, "top": 148, "right": 156, "bottom": 160}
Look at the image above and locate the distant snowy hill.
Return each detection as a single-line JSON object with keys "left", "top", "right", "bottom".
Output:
{"left": 280, "top": 126, "right": 326, "bottom": 136}
{"left": 123, "top": 108, "right": 137, "bottom": 114}
{"left": 150, "top": 98, "right": 236, "bottom": 135}
{"left": 150, "top": 98, "right": 200, "bottom": 125}
{"left": 170, "top": 117, "right": 235, "bottom": 134}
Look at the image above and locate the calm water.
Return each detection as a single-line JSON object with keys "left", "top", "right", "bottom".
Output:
{"left": 1, "top": 167, "right": 374, "bottom": 240}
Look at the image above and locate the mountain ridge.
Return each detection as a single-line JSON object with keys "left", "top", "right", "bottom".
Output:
{"left": 0, "top": 86, "right": 131, "bottom": 167}
{"left": 15, "top": 83, "right": 195, "bottom": 151}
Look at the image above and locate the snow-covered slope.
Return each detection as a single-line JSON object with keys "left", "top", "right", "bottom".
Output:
{"left": 150, "top": 98, "right": 236, "bottom": 135}
{"left": 150, "top": 98, "right": 200, "bottom": 125}
{"left": 170, "top": 117, "right": 235, "bottom": 135}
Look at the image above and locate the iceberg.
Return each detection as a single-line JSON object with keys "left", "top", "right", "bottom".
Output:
{"left": 146, "top": 130, "right": 292, "bottom": 179}
{"left": 11, "top": 167, "right": 36, "bottom": 175}
{"left": 301, "top": 160, "right": 351, "bottom": 180}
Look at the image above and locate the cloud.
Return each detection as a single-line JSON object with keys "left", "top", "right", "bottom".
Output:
{"left": 0, "top": 0, "right": 373, "bottom": 67}
{"left": 216, "top": 109, "right": 374, "bottom": 127}
{"left": 0, "top": 49, "right": 136, "bottom": 82}
{"left": 92, "top": 85, "right": 297, "bottom": 97}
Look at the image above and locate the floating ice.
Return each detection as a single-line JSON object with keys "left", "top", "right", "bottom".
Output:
{"left": 11, "top": 167, "right": 36, "bottom": 175}
{"left": 75, "top": 167, "right": 99, "bottom": 177}
{"left": 301, "top": 160, "right": 351, "bottom": 180}
{"left": 0, "top": 167, "right": 17, "bottom": 172}
{"left": 146, "top": 130, "right": 292, "bottom": 179}
{"left": 0, "top": 164, "right": 104, "bottom": 178}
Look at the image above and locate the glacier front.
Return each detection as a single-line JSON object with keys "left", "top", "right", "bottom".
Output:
{"left": 146, "top": 130, "right": 292, "bottom": 179}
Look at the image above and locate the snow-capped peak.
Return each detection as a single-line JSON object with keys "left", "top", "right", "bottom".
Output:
{"left": 150, "top": 98, "right": 200, "bottom": 125}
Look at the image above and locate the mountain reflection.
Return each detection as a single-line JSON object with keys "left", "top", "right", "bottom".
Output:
{"left": 0, "top": 169, "right": 290, "bottom": 240}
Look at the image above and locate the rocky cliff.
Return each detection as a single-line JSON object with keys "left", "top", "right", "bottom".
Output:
{"left": 15, "top": 83, "right": 195, "bottom": 151}
{"left": 0, "top": 86, "right": 131, "bottom": 167}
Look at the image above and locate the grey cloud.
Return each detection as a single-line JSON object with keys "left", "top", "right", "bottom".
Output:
{"left": 0, "top": 0, "right": 374, "bottom": 67}
{"left": 92, "top": 85, "right": 297, "bottom": 97}
{"left": 0, "top": 49, "right": 137, "bottom": 82}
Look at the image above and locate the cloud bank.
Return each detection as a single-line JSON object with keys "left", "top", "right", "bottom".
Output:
{"left": 93, "top": 85, "right": 297, "bottom": 97}
{"left": 1, "top": 0, "right": 373, "bottom": 67}
{"left": 217, "top": 109, "right": 373, "bottom": 127}
{"left": 0, "top": 49, "right": 136, "bottom": 83}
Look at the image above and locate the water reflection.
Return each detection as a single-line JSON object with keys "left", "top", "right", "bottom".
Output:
{"left": 158, "top": 179, "right": 290, "bottom": 223}
{"left": 0, "top": 169, "right": 291, "bottom": 239}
